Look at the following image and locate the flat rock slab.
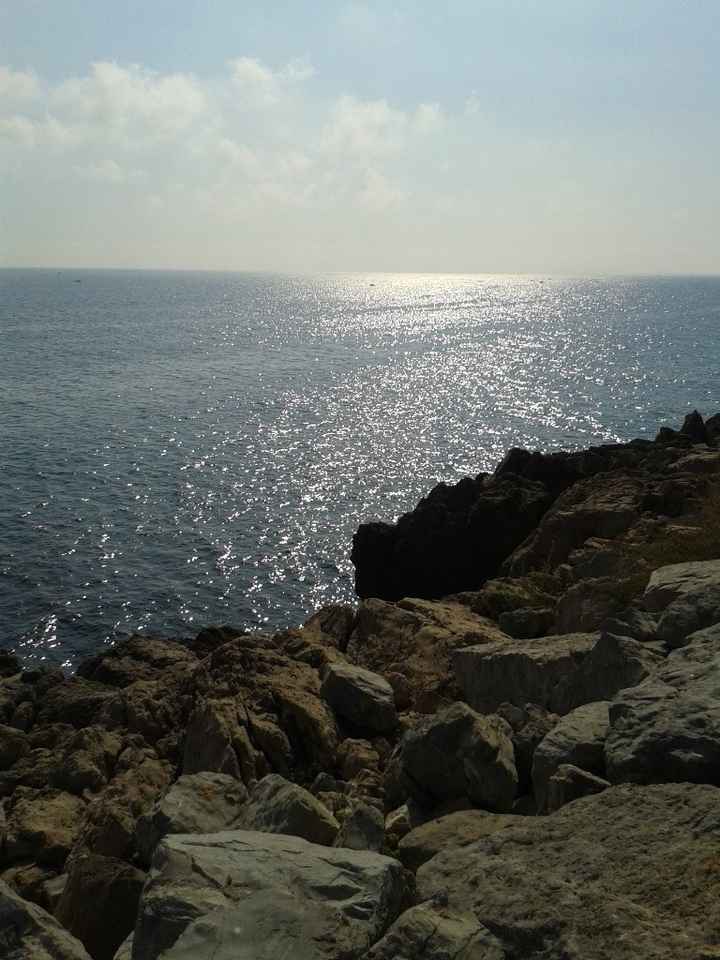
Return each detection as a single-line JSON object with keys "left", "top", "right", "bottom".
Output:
{"left": 644, "top": 560, "right": 720, "bottom": 612}
{"left": 133, "top": 829, "right": 408, "bottom": 960}
{"left": 605, "top": 622, "right": 720, "bottom": 784}
{"left": 453, "top": 634, "right": 597, "bottom": 715}
{"left": 0, "top": 880, "right": 92, "bottom": 959}
{"left": 398, "top": 809, "right": 521, "bottom": 871}
{"left": 417, "top": 783, "right": 720, "bottom": 960}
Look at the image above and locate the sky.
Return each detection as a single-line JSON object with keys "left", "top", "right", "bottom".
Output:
{"left": 1, "top": 1, "right": 719, "bottom": 274}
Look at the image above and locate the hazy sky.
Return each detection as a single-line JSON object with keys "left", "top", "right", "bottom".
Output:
{"left": 2, "top": 1, "right": 718, "bottom": 273}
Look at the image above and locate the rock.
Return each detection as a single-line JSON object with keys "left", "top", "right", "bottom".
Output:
{"left": 136, "top": 772, "right": 248, "bottom": 865}
{"left": 239, "top": 774, "right": 339, "bottom": 845}
{"left": 417, "top": 783, "right": 720, "bottom": 960}
{"left": 336, "top": 738, "right": 380, "bottom": 780}
{"left": 397, "top": 809, "right": 520, "bottom": 871}
{"left": 453, "top": 633, "right": 597, "bottom": 715}
{"left": 554, "top": 577, "right": 627, "bottom": 633}
{"left": 0, "top": 724, "right": 29, "bottom": 770}
{"left": 132, "top": 830, "right": 408, "bottom": 960}
{"left": 385, "top": 702, "right": 517, "bottom": 813}
{"left": 302, "top": 604, "right": 357, "bottom": 650}
{"left": 448, "top": 576, "right": 557, "bottom": 620}
{"left": 363, "top": 903, "right": 505, "bottom": 960}
{"left": 706, "top": 411, "right": 720, "bottom": 442}
{"left": 76, "top": 635, "right": 197, "bottom": 688}
{"left": 0, "top": 880, "right": 92, "bottom": 959}
{"left": 346, "top": 598, "right": 510, "bottom": 713}
{"left": 10, "top": 701, "right": 34, "bottom": 733}
{"left": 69, "top": 749, "right": 172, "bottom": 863}
{"left": 0, "top": 652, "right": 20, "bottom": 679}
{"left": 351, "top": 474, "right": 551, "bottom": 600}
{"left": 503, "top": 473, "right": 645, "bottom": 576}
{"left": 680, "top": 409, "right": 709, "bottom": 443}
{"left": 333, "top": 802, "right": 384, "bottom": 852}
{"left": 643, "top": 559, "right": 720, "bottom": 612}
{"left": 4, "top": 788, "right": 86, "bottom": 867}
{"left": 182, "top": 697, "right": 252, "bottom": 781}
{"left": 601, "top": 606, "right": 658, "bottom": 642}
{"left": 56, "top": 854, "right": 146, "bottom": 960}
{"left": 546, "top": 764, "right": 610, "bottom": 812}
{"left": 112, "top": 934, "right": 133, "bottom": 960}
{"left": 605, "top": 622, "right": 720, "bottom": 785}
{"left": 498, "top": 606, "right": 554, "bottom": 638}
{"left": 531, "top": 701, "right": 609, "bottom": 812}
{"left": 36, "top": 678, "right": 114, "bottom": 729}
{"left": 0, "top": 862, "right": 56, "bottom": 909}
{"left": 50, "top": 726, "right": 122, "bottom": 795}
{"left": 496, "top": 702, "right": 559, "bottom": 794}
{"left": 321, "top": 662, "right": 397, "bottom": 735}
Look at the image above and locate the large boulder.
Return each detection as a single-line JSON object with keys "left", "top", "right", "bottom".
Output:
{"left": 605, "top": 622, "right": 720, "bottom": 785}
{"left": 397, "top": 809, "right": 520, "bottom": 871}
{"left": 136, "top": 772, "right": 248, "bottom": 865}
{"left": 3, "top": 788, "right": 86, "bottom": 867}
{"left": 545, "top": 764, "right": 610, "bottom": 812}
{"left": 363, "top": 903, "right": 505, "bottom": 960}
{"left": 642, "top": 560, "right": 720, "bottom": 648}
{"left": 55, "top": 854, "right": 146, "bottom": 960}
{"left": 320, "top": 662, "right": 397, "bottom": 735}
{"left": 132, "top": 830, "right": 408, "bottom": 960}
{"left": 417, "top": 783, "right": 720, "bottom": 959}
{"left": 0, "top": 880, "right": 92, "bottom": 959}
{"left": 239, "top": 774, "right": 339, "bottom": 845}
{"left": 385, "top": 702, "right": 517, "bottom": 813}
{"left": 351, "top": 474, "right": 552, "bottom": 601}
{"left": 453, "top": 633, "right": 597, "bottom": 715}
{"left": 531, "top": 701, "right": 609, "bottom": 812}
{"left": 333, "top": 802, "right": 384, "bottom": 852}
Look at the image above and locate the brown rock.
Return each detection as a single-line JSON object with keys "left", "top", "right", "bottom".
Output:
{"left": 4, "top": 788, "right": 86, "bottom": 867}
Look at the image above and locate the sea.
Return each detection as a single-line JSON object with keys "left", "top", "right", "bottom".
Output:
{"left": 1, "top": 270, "right": 719, "bottom": 669}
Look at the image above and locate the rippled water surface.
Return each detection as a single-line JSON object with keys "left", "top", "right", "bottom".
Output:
{"left": 1, "top": 270, "right": 719, "bottom": 667}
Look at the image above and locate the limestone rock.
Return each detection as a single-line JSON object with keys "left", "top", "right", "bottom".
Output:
{"left": 0, "top": 880, "right": 92, "bottom": 959}
{"left": 132, "top": 829, "right": 408, "bottom": 960}
{"left": 643, "top": 559, "right": 720, "bottom": 648}
{"left": 77, "top": 635, "right": 197, "bottom": 688}
{"left": 385, "top": 702, "right": 517, "bottom": 813}
{"left": 336, "top": 738, "right": 380, "bottom": 780}
{"left": 605, "top": 622, "right": 720, "bottom": 785}
{"left": 363, "top": 903, "right": 505, "bottom": 960}
{"left": 56, "top": 854, "right": 146, "bottom": 960}
{"left": 397, "top": 809, "right": 520, "bottom": 871}
{"left": 240, "top": 774, "right": 339, "bottom": 845}
{"left": 321, "top": 662, "right": 397, "bottom": 735}
{"left": 333, "top": 801, "right": 384, "bottom": 852}
{"left": 554, "top": 577, "right": 626, "bottom": 633}
{"left": 531, "top": 701, "right": 609, "bottom": 812}
{"left": 417, "top": 783, "right": 720, "bottom": 960}
{"left": 136, "top": 772, "right": 248, "bottom": 865}
{"left": 453, "top": 633, "right": 597, "bottom": 715}
{"left": 496, "top": 702, "right": 559, "bottom": 794}
{"left": 4, "top": 788, "right": 86, "bottom": 867}
{"left": 546, "top": 764, "right": 610, "bottom": 812}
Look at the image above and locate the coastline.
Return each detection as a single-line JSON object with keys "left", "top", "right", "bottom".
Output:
{"left": 2, "top": 408, "right": 720, "bottom": 959}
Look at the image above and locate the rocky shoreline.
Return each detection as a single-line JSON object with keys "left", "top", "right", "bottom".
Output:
{"left": 2, "top": 410, "right": 720, "bottom": 959}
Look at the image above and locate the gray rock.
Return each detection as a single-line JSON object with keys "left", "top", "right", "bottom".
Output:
{"left": 321, "top": 662, "right": 397, "bottom": 735}
{"left": 0, "top": 879, "right": 92, "bottom": 959}
{"left": 112, "top": 934, "right": 133, "bottom": 960}
{"left": 363, "top": 903, "right": 505, "bottom": 959}
{"left": 385, "top": 702, "right": 517, "bottom": 813}
{"left": 643, "top": 559, "right": 720, "bottom": 612}
{"left": 532, "top": 701, "right": 609, "bottom": 812}
{"left": 334, "top": 802, "right": 384, "bottom": 852}
{"left": 601, "top": 606, "right": 658, "bottom": 643}
{"left": 496, "top": 702, "right": 559, "bottom": 795}
{"left": 605, "top": 622, "right": 720, "bottom": 784}
{"left": 497, "top": 606, "right": 554, "bottom": 639}
{"left": 546, "top": 764, "right": 610, "bottom": 812}
{"left": 397, "top": 809, "right": 520, "bottom": 871}
{"left": 240, "top": 774, "right": 339, "bottom": 845}
{"left": 554, "top": 578, "right": 624, "bottom": 633}
{"left": 417, "top": 783, "right": 720, "bottom": 960}
{"left": 453, "top": 633, "right": 597, "bottom": 715}
{"left": 132, "top": 829, "right": 408, "bottom": 960}
{"left": 136, "top": 772, "right": 248, "bottom": 864}
{"left": 658, "top": 591, "right": 720, "bottom": 648}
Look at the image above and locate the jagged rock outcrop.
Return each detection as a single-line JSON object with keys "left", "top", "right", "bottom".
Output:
{"left": 0, "top": 879, "right": 92, "bottom": 959}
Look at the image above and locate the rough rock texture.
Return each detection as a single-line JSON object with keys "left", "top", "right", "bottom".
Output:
{"left": 3, "top": 788, "right": 86, "bottom": 867}
{"left": 0, "top": 879, "right": 92, "bottom": 959}
{"left": 55, "top": 854, "right": 146, "bottom": 960}
{"left": 605, "top": 622, "right": 720, "bottom": 784}
{"left": 546, "top": 763, "right": 610, "bottom": 812}
{"left": 417, "top": 783, "right": 720, "bottom": 960}
{"left": 132, "top": 830, "right": 409, "bottom": 960}
{"left": 333, "top": 802, "right": 385, "bottom": 852}
{"left": 351, "top": 474, "right": 551, "bottom": 600}
{"left": 363, "top": 904, "right": 505, "bottom": 960}
{"left": 495, "top": 702, "right": 559, "bottom": 795}
{"left": 643, "top": 560, "right": 720, "bottom": 648}
{"left": 321, "top": 662, "right": 398, "bottom": 735}
{"left": 346, "top": 598, "right": 511, "bottom": 713}
{"left": 135, "top": 772, "right": 248, "bottom": 865}
{"left": 531, "top": 701, "right": 609, "bottom": 812}
{"left": 397, "top": 809, "right": 520, "bottom": 871}
{"left": 385, "top": 703, "right": 517, "bottom": 813}
{"left": 453, "top": 633, "right": 597, "bottom": 715}
{"left": 239, "top": 774, "right": 339, "bottom": 845}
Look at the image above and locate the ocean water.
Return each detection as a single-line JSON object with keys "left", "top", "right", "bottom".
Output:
{"left": 1, "top": 269, "right": 719, "bottom": 668}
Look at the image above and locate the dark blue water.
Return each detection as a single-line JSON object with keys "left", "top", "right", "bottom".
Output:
{"left": 1, "top": 269, "right": 718, "bottom": 667}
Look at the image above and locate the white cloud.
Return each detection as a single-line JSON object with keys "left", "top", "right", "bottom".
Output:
{"left": 229, "top": 56, "right": 314, "bottom": 108}
{"left": 413, "top": 102, "right": 443, "bottom": 134}
{"left": 0, "top": 66, "right": 40, "bottom": 101}
{"left": 322, "top": 95, "right": 406, "bottom": 157}
{"left": 0, "top": 114, "right": 36, "bottom": 145}
{"left": 73, "top": 158, "right": 145, "bottom": 184}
